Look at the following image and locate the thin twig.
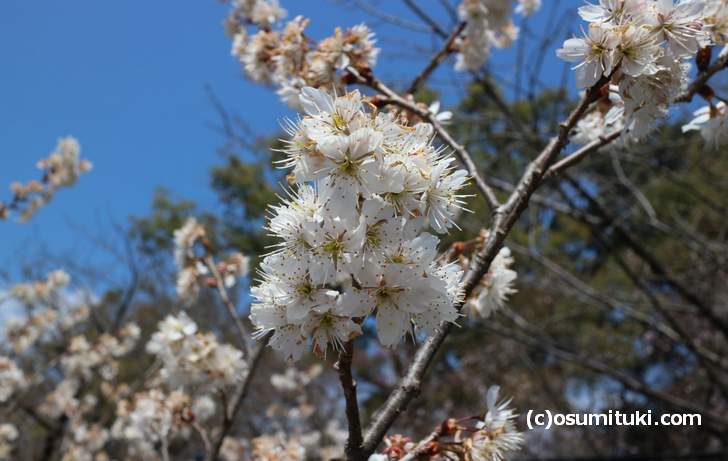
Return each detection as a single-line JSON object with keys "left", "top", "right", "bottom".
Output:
{"left": 194, "top": 422, "right": 213, "bottom": 455}
{"left": 205, "top": 332, "right": 272, "bottom": 461}
{"left": 399, "top": 426, "right": 444, "bottom": 461}
{"left": 543, "top": 130, "right": 621, "bottom": 180}
{"left": 204, "top": 256, "right": 253, "bottom": 358}
{"left": 407, "top": 22, "right": 466, "bottom": 95}
{"left": 402, "top": 0, "right": 448, "bottom": 38}
{"left": 484, "top": 322, "right": 728, "bottom": 433}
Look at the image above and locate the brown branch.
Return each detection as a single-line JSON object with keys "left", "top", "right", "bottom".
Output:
{"left": 359, "top": 77, "right": 608, "bottom": 457}
{"left": 351, "top": 34, "right": 728, "bottom": 459}
{"left": 204, "top": 256, "right": 253, "bottom": 358}
{"left": 509, "top": 242, "right": 728, "bottom": 372}
{"left": 337, "top": 341, "right": 364, "bottom": 461}
{"left": 674, "top": 46, "right": 728, "bottom": 103}
{"left": 402, "top": 0, "right": 448, "bottom": 38}
{"left": 563, "top": 175, "right": 728, "bottom": 341}
{"left": 407, "top": 22, "right": 466, "bottom": 95}
{"left": 543, "top": 130, "right": 622, "bottom": 180}
{"left": 205, "top": 332, "right": 271, "bottom": 461}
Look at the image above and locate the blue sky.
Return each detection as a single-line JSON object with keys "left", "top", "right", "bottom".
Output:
{"left": 0, "top": 0, "right": 574, "bottom": 279}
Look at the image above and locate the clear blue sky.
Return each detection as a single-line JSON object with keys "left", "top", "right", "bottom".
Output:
{"left": 0, "top": 0, "right": 573, "bottom": 278}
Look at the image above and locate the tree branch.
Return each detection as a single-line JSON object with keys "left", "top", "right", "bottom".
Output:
{"left": 674, "top": 45, "right": 728, "bottom": 103}
{"left": 484, "top": 322, "right": 728, "bottom": 433}
{"left": 204, "top": 256, "right": 253, "bottom": 358}
{"left": 402, "top": 0, "right": 448, "bottom": 38}
{"left": 337, "top": 341, "right": 364, "bottom": 461}
{"left": 543, "top": 130, "right": 622, "bottom": 181}
{"left": 360, "top": 77, "right": 608, "bottom": 457}
{"left": 407, "top": 22, "right": 466, "bottom": 95}
{"left": 205, "top": 332, "right": 271, "bottom": 461}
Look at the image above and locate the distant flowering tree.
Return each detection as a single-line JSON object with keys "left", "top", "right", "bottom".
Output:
{"left": 3, "top": 1, "right": 728, "bottom": 460}
{"left": 0, "top": 137, "right": 91, "bottom": 222}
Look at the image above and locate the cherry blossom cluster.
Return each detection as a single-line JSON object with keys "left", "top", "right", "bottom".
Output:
{"left": 370, "top": 386, "right": 522, "bottom": 461}
{"left": 225, "top": 0, "right": 379, "bottom": 107}
{"left": 466, "top": 246, "right": 518, "bottom": 319}
{"left": 0, "top": 357, "right": 27, "bottom": 403}
{"left": 1, "top": 137, "right": 91, "bottom": 222}
{"left": 146, "top": 312, "right": 248, "bottom": 390}
{"left": 219, "top": 419, "right": 346, "bottom": 461}
{"left": 218, "top": 364, "right": 347, "bottom": 461}
{"left": 0, "top": 313, "right": 142, "bottom": 460}
{"left": 4, "top": 270, "right": 90, "bottom": 353}
{"left": 0, "top": 424, "right": 17, "bottom": 460}
{"left": 58, "top": 421, "right": 110, "bottom": 461}
{"left": 39, "top": 323, "right": 141, "bottom": 420}
{"left": 558, "top": 0, "right": 728, "bottom": 144}
{"left": 249, "top": 87, "right": 468, "bottom": 360}
{"left": 455, "top": 0, "right": 542, "bottom": 71}
{"left": 111, "top": 389, "right": 199, "bottom": 459}
{"left": 682, "top": 81, "right": 728, "bottom": 148}
{"left": 173, "top": 217, "right": 250, "bottom": 304}
{"left": 571, "top": 84, "right": 627, "bottom": 149}
{"left": 60, "top": 324, "right": 141, "bottom": 382}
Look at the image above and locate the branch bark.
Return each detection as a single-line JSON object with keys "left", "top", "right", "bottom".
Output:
{"left": 407, "top": 22, "right": 465, "bottom": 95}
{"left": 205, "top": 332, "right": 271, "bottom": 461}
{"left": 359, "top": 77, "right": 608, "bottom": 457}
{"left": 337, "top": 341, "right": 364, "bottom": 461}
{"left": 204, "top": 256, "right": 253, "bottom": 358}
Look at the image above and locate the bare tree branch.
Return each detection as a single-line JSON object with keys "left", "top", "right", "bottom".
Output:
{"left": 205, "top": 332, "right": 271, "bottom": 461}
{"left": 407, "top": 22, "right": 465, "bottom": 95}
{"left": 204, "top": 256, "right": 253, "bottom": 358}
{"left": 337, "top": 341, "right": 364, "bottom": 461}
{"left": 402, "top": 0, "right": 449, "bottom": 38}
{"left": 674, "top": 46, "right": 728, "bottom": 103}
{"left": 543, "top": 130, "right": 622, "bottom": 180}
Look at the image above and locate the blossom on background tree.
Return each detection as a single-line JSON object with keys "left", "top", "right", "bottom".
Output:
{"left": 0, "top": 137, "right": 91, "bottom": 222}
{"left": 683, "top": 99, "right": 728, "bottom": 148}
{"left": 146, "top": 312, "right": 248, "bottom": 389}
{"left": 456, "top": 0, "right": 541, "bottom": 71}
{"left": 173, "top": 216, "right": 250, "bottom": 303}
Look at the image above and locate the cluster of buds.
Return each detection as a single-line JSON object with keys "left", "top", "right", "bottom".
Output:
{"left": 1, "top": 137, "right": 91, "bottom": 222}
{"left": 173, "top": 217, "right": 249, "bottom": 304}
{"left": 371, "top": 387, "right": 523, "bottom": 461}
{"left": 60, "top": 323, "right": 141, "bottom": 382}
{"left": 146, "top": 312, "right": 248, "bottom": 390}
{"left": 225, "top": 0, "right": 379, "bottom": 108}
{"left": 0, "top": 357, "right": 27, "bottom": 403}
{"left": 111, "top": 389, "right": 200, "bottom": 459}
